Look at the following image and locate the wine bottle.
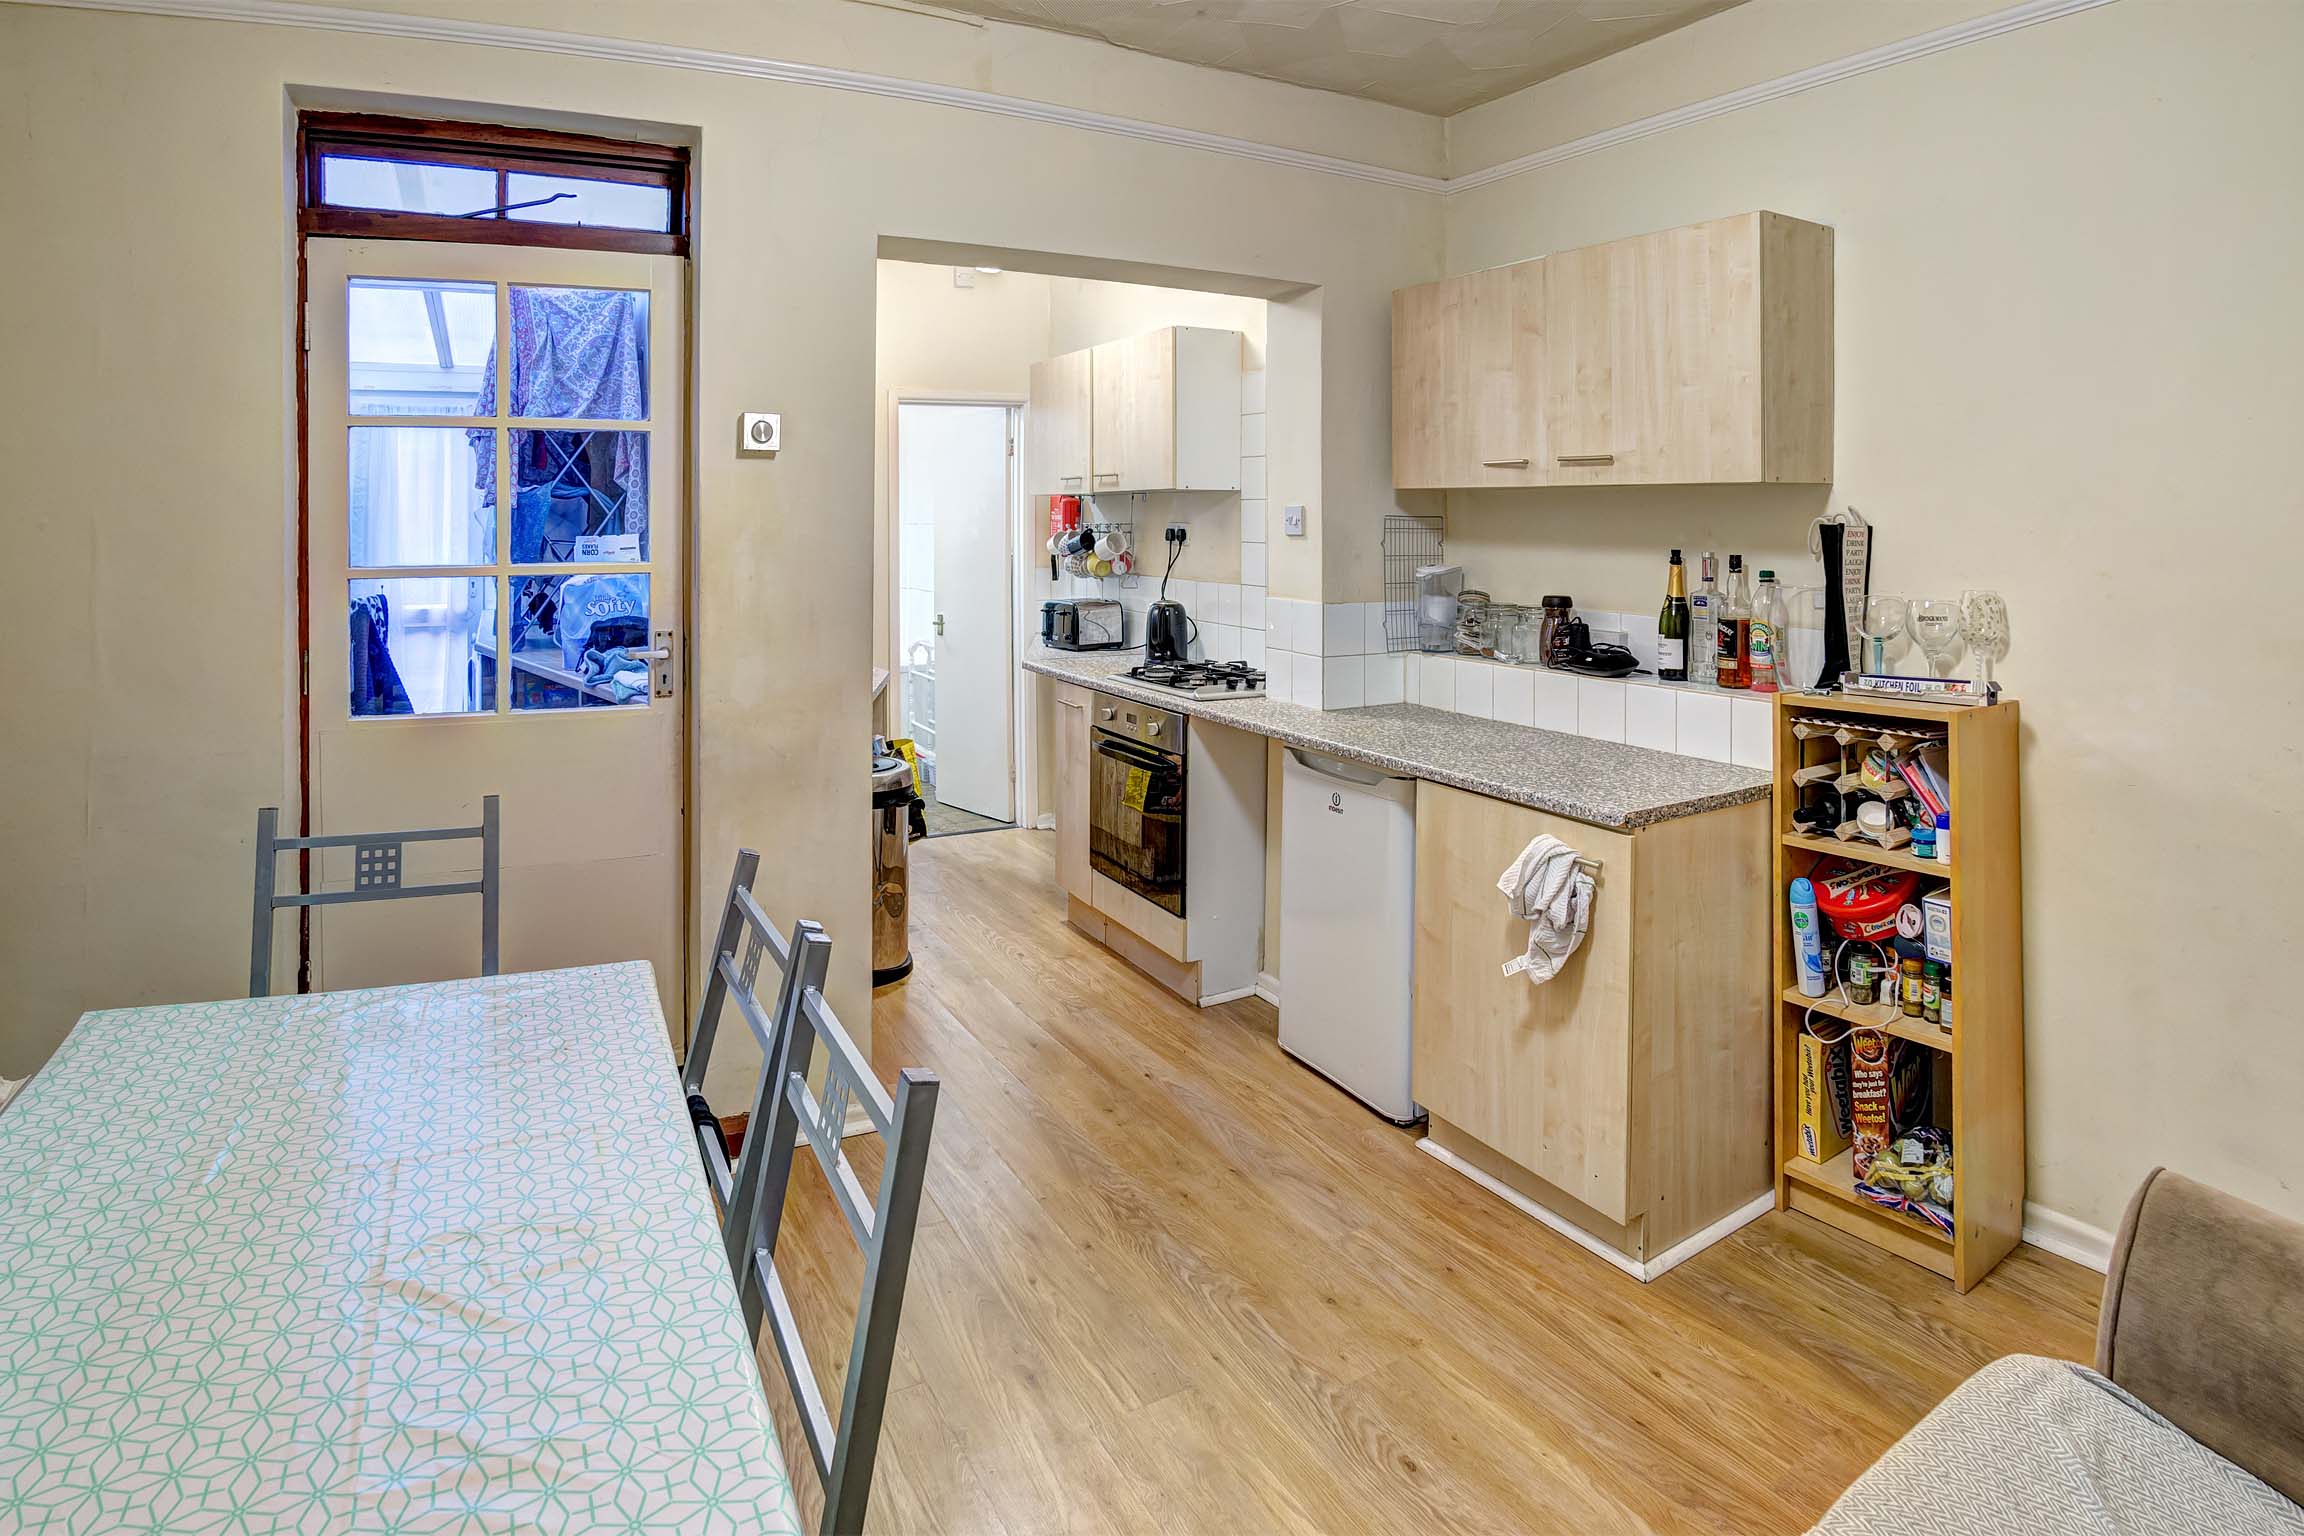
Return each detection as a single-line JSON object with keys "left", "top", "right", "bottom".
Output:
{"left": 1657, "top": 549, "right": 1689, "bottom": 681}
{"left": 1715, "top": 555, "right": 1751, "bottom": 689}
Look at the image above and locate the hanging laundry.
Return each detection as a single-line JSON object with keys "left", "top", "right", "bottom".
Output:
{"left": 348, "top": 593, "right": 413, "bottom": 717}
{"left": 1496, "top": 835, "right": 1593, "bottom": 984}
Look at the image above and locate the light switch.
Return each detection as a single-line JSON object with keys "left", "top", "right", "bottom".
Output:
{"left": 739, "top": 413, "right": 781, "bottom": 454}
{"left": 1282, "top": 503, "right": 1307, "bottom": 537}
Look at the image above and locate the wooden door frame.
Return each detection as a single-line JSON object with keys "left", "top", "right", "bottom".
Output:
{"left": 292, "top": 238, "right": 696, "bottom": 1024}
{"left": 885, "top": 390, "right": 1027, "bottom": 827}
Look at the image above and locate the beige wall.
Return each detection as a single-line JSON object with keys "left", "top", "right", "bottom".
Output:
{"left": 1441, "top": 0, "right": 2304, "bottom": 1232}
{"left": 0, "top": 3, "right": 1439, "bottom": 1097}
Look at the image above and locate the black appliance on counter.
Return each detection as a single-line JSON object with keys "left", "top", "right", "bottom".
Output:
{"left": 1143, "top": 600, "right": 1193, "bottom": 664}
{"left": 1041, "top": 598, "right": 1124, "bottom": 651}
{"left": 1088, "top": 691, "right": 1187, "bottom": 918}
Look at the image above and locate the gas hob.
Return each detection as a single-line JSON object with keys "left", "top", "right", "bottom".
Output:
{"left": 1121, "top": 659, "right": 1266, "bottom": 699}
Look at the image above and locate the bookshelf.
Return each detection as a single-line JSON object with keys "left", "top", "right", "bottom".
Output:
{"left": 1769, "top": 690, "right": 2024, "bottom": 1292}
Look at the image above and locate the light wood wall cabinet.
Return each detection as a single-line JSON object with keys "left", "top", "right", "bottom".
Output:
{"left": 1024, "top": 326, "right": 1241, "bottom": 495}
{"left": 1392, "top": 260, "right": 1547, "bottom": 490}
{"left": 1392, "top": 211, "right": 1833, "bottom": 489}
{"left": 1413, "top": 782, "right": 1773, "bottom": 1274}
{"left": 1027, "top": 351, "right": 1093, "bottom": 496}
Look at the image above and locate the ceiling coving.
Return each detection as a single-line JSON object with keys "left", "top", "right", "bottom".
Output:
{"left": 920, "top": 0, "right": 1742, "bottom": 116}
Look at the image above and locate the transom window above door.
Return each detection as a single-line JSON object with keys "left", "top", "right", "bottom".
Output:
{"left": 300, "top": 112, "right": 689, "bottom": 256}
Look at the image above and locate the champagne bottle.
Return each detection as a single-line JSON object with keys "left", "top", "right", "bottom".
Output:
{"left": 1657, "top": 549, "right": 1689, "bottom": 681}
{"left": 1715, "top": 555, "right": 1751, "bottom": 689}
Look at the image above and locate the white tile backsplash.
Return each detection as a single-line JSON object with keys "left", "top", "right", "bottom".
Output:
{"left": 1203, "top": 581, "right": 1239, "bottom": 627}
{"left": 1239, "top": 585, "right": 1266, "bottom": 631}
{"left": 1364, "top": 653, "right": 1405, "bottom": 705}
{"left": 1240, "top": 499, "right": 1267, "bottom": 544}
{"left": 1321, "top": 655, "right": 1365, "bottom": 709}
{"left": 1201, "top": 621, "right": 1241, "bottom": 663}
{"left": 1240, "top": 455, "right": 1268, "bottom": 499}
{"left": 1621, "top": 613, "right": 1661, "bottom": 675}
{"left": 1241, "top": 627, "right": 1265, "bottom": 668}
{"left": 1322, "top": 602, "right": 1361, "bottom": 658}
{"left": 1240, "top": 541, "right": 1268, "bottom": 587}
{"left": 1731, "top": 697, "right": 1775, "bottom": 769}
{"left": 1453, "top": 659, "right": 1495, "bottom": 719}
{"left": 1240, "top": 412, "right": 1267, "bottom": 457}
{"left": 1360, "top": 602, "right": 1389, "bottom": 657}
{"left": 1625, "top": 683, "right": 1678, "bottom": 752}
{"left": 1241, "top": 368, "right": 1267, "bottom": 414}
{"left": 1264, "top": 648, "right": 1294, "bottom": 700}
{"left": 1492, "top": 665, "right": 1536, "bottom": 726}
{"left": 1675, "top": 691, "right": 1733, "bottom": 762}
{"left": 1530, "top": 670, "right": 1579, "bottom": 732}
{"left": 1290, "top": 655, "right": 1323, "bottom": 710}
{"left": 1417, "top": 653, "right": 1456, "bottom": 712}
{"left": 1576, "top": 678, "right": 1626, "bottom": 742}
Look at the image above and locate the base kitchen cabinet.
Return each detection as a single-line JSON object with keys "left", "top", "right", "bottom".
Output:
{"left": 1412, "top": 782, "right": 1772, "bottom": 1278}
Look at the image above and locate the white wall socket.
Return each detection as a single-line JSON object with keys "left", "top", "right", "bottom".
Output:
{"left": 1282, "top": 503, "right": 1307, "bottom": 537}
{"left": 739, "top": 412, "right": 781, "bottom": 453}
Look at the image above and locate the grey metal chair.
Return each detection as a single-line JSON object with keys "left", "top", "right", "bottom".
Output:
{"left": 683, "top": 849, "right": 941, "bottom": 1536}
{"left": 249, "top": 796, "right": 500, "bottom": 997}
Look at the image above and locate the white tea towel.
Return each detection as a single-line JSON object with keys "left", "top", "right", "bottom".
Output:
{"left": 1496, "top": 835, "right": 1593, "bottom": 983}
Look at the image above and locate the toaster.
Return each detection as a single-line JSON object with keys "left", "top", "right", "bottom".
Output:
{"left": 1041, "top": 598, "right": 1124, "bottom": 651}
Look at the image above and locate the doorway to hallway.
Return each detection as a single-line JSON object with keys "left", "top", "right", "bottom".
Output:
{"left": 894, "top": 399, "right": 1018, "bottom": 834}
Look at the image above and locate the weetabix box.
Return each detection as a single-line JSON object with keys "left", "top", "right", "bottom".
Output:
{"left": 1797, "top": 1032, "right": 1849, "bottom": 1163}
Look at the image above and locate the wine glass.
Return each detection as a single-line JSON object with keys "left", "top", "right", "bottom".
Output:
{"left": 1859, "top": 596, "right": 1910, "bottom": 675}
{"left": 1907, "top": 599, "right": 1965, "bottom": 678}
{"left": 1962, "top": 589, "right": 2009, "bottom": 687}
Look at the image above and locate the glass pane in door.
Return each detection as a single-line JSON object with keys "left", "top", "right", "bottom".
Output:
{"left": 506, "top": 573, "right": 651, "bottom": 710}
{"left": 505, "top": 429, "right": 648, "bottom": 562}
{"left": 507, "top": 287, "right": 649, "bottom": 420}
{"left": 347, "top": 426, "right": 494, "bottom": 567}
{"left": 347, "top": 278, "right": 494, "bottom": 415}
{"left": 347, "top": 577, "right": 496, "bottom": 717}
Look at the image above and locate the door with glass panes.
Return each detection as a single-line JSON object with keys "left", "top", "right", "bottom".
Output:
{"left": 304, "top": 238, "right": 684, "bottom": 1028}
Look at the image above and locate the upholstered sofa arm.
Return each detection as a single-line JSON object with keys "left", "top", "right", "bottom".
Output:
{"left": 2097, "top": 1167, "right": 2304, "bottom": 1507}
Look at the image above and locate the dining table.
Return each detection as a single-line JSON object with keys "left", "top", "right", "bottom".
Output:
{"left": 0, "top": 960, "right": 804, "bottom": 1534}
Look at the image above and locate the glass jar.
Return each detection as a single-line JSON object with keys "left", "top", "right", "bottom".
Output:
{"left": 1489, "top": 604, "right": 1533, "bottom": 662}
{"left": 1539, "top": 596, "right": 1574, "bottom": 669}
{"left": 1454, "top": 590, "right": 1492, "bottom": 655}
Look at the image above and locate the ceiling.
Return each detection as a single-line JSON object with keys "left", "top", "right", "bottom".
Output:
{"left": 917, "top": 0, "right": 1743, "bottom": 117}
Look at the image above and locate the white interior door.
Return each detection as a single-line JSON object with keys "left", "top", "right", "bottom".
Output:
{"left": 900, "top": 402, "right": 1015, "bottom": 822}
{"left": 304, "top": 238, "right": 686, "bottom": 1029}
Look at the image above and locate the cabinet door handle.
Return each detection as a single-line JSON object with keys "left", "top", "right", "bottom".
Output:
{"left": 1093, "top": 473, "right": 1120, "bottom": 484}
{"left": 1060, "top": 476, "right": 1083, "bottom": 487}
{"left": 1557, "top": 453, "right": 1617, "bottom": 466}
{"left": 1481, "top": 458, "right": 1532, "bottom": 468}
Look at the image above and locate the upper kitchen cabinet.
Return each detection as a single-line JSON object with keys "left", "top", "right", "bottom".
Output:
{"left": 1392, "top": 211, "right": 1833, "bottom": 489}
{"left": 1026, "top": 350, "right": 1094, "bottom": 495}
{"left": 1087, "top": 326, "right": 1243, "bottom": 494}
{"left": 1392, "top": 259, "right": 1547, "bottom": 490}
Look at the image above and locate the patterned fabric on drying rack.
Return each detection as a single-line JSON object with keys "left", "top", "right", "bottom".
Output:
{"left": 469, "top": 286, "right": 649, "bottom": 551}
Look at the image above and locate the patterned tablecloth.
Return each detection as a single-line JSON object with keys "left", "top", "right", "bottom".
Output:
{"left": 0, "top": 962, "right": 803, "bottom": 1534}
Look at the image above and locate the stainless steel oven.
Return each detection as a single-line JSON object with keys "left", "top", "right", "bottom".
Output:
{"left": 1089, "top": 692, "right": 1187, "bottom": 918}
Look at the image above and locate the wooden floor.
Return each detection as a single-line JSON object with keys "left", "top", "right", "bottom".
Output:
{"left": 763, "top": 828, "right": 2098, "bottom": 1534}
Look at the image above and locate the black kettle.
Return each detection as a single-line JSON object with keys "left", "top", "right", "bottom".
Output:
{"left": 1145, "top": 600, "right": 1192, "bottom": 663}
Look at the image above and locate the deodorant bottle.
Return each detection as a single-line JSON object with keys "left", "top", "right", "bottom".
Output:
{"left": 1789, "top": 877, "right": 1829, "bottom": 998}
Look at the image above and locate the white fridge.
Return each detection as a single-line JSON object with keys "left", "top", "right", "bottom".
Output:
{"left": 1278, "top": 748, "right": 1420, "bottom": 1123}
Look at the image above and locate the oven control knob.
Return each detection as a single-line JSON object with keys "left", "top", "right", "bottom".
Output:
{"left": 1146, "top": 719, "right": 1163, "bottom": 737}
{"left": 1097, "top": 707, "right": 1115, "bottom": 721}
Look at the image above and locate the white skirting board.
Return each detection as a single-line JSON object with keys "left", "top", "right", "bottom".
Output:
{"left": 1417, "top": 1137, "right": 1773, "bottom": 1283}
{"left": 1034, "top": 813, "right": 1056, "bottom": 831}
{"left": 2022, "top": 1201, "right": 2113, "bottom": 1272}
{"left": 1254, "top": 971, "right": 1281, "bottom": 1007}
{"left": 1198, "top": 985, "right": 1259, "bottom": 1006}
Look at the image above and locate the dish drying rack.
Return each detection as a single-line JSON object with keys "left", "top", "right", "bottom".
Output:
{"left": 1380, "top": 513, "right": 1443, "bottom": 654}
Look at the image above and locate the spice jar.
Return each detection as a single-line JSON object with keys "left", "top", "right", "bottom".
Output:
{"left": 1922, "top": 961, "right": 1943, "bottom": 1025}
{"left": 1846, "top": 952, "right": 1878, "bottom": 1006}
{"left": 1899, "top": 957, "right": 1925, "bottom": 1018}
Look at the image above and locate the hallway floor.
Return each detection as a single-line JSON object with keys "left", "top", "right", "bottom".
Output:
{"left": 764, "top": 828, "right": 2098, "bottom": 1534}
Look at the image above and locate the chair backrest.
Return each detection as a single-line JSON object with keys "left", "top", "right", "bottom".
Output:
{"left": 249, "top": 797, "right": 500, "bottom": 997}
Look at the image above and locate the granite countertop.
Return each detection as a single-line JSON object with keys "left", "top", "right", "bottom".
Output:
{"left": 1023, "top": 647, "right": 1770, "bottom": 831}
